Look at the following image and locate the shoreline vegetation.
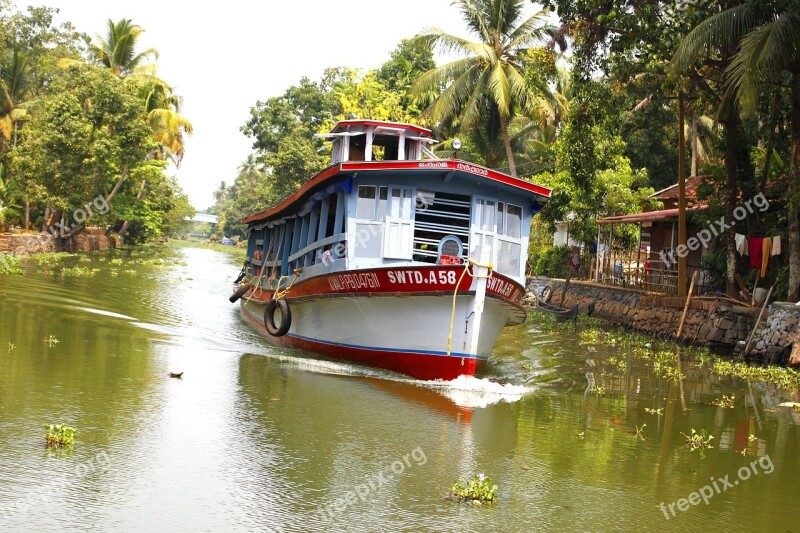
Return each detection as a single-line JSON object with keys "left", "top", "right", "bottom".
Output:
{"left": 530, "top": 312, "right": 800, "bottom": 394}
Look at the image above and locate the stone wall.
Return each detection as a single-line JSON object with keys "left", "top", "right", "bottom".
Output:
{"left": 529, "top": 278, "right": 800, "bottom": 365}
{"left": 3, "top": 228, "right": 120, "bottom": 255}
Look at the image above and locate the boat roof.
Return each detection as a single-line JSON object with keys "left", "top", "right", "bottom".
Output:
{"left": 242, "top": 160, "right": 552, "bottom": 225}
{"left": 330, "top": 119, "right": 433, "bottom": 137}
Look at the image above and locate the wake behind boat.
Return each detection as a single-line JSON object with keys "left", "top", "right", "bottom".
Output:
{"left": 230, "top": 119, "right": 551, "bottom": 380}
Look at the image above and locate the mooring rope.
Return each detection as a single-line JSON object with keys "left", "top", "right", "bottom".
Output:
{"left": 446, "top": 257, "right": 494, "bottom": 356}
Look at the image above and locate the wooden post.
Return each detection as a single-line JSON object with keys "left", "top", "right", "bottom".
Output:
{"left": 744, "top": 283, "right": 775, "bottom": 356}
{"left": 676, "top": 271, "right": 698, "bottom": 339}
{"left": 560, "top": 264, "right": 574, "bottom": 308}
{"left": 789, "top": 330, "right": 800, "bottom": 367}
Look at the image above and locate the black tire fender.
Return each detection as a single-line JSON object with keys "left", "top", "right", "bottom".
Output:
{"left": 229, "top": 284, "right": 250, "bottom": 303}
{"left": 264, "top": 299, "right": 291, "bottom": 337}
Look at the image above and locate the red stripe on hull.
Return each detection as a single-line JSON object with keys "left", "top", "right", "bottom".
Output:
{"left": 240, "top": 306, "right": 482, "bottom": 381}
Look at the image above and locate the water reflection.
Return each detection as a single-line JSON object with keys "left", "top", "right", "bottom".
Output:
{"left": 0, "top": 246, "right": 798, "bottom": 531}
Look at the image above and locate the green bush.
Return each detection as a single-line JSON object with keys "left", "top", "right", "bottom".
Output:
{"left": 532, "top": 245, "right": 571, "bottom": 278}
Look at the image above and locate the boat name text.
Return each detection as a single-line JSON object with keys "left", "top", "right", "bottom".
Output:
{"left": 456, "top": 163, "right": 489, "bottom": 176}
{"left": 328, "top": 272, "right": 381, "bottom": 291}
{"left": 388, "top": 270, "right": 458, "bottom": 285}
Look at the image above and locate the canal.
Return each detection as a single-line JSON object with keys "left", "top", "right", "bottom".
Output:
{"left": 1, "top": 246, "right": 798, "bottom": 531}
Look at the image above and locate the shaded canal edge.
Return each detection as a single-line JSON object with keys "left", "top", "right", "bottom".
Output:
{"left": 528, "top": 278, "right": 800, "bottom": 367}
{"left": 0, "top": 228, "right": 120, "bottom": 255}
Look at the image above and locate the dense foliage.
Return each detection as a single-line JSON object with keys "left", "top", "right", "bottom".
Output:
{"left": 0, "top": 3, "right": 193, "bottom": 244}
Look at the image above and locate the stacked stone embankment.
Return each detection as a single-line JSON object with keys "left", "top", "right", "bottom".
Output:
{"left": 0, "top": 227, "right": 120, "bottom": 256}
{"left": 528, "top": 278, "right": 800, "bottom": 366}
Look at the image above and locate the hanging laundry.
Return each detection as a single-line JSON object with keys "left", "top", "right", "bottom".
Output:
{"left": 761, "top": 237, "right": 772, "bottom": 278}
{"left": 771, "top": 235, "right": 781, "bottom": 256}
{"left": 748, "top": 237, "right": 763, "bottom": 270}
{"left": 735, "top": 233, "right": 748, "bottom": 255}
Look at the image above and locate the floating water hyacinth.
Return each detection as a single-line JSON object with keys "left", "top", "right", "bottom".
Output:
{"left": 44, "top": 424, "right": 76, "bottom": 448}
{"left": 449, "top": 473, "right": 498, "bottom": 504}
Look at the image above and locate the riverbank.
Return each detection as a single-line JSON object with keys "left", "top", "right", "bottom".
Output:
{"left": 0, "top": 228, "right": 120, "bottom": 256}
{"left": 528, "top": 278, "right": 800, "bottom": 367}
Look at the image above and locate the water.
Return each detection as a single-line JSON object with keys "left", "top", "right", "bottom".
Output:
{"left": 1, "top": 246, "right": 798, "bottom": 532}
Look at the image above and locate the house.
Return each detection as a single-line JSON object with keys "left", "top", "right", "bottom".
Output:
{"left": 595, "top": 176, "right": 709, "bottom": 294}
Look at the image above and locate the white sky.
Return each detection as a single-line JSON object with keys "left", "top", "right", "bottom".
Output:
{"left": 16, "top": 1, "right": 537, "bottom": 210}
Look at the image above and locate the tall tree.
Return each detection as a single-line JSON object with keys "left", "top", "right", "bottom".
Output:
{"left": 89, "top": 19, "right": 157, "bottom": 78}
{"left": 671, "top": 2, "right": 760, "bottom": 295}
{"left": 721, "top": 1, "right": 800, "bottom": 300}
{"left": 412, "top": 0, "right": 557, "bottom": 177}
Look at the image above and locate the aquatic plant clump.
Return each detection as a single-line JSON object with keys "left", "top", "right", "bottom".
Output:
{"left": 450, "top": 473, "right": 498, "bottom": 504}
{"left": 44, "top": 424, "right": 76, "bottom": 448}
{"left": 0, "top": 255, "right": 23, "bottom": 275}
{"left": 682, "top": 428, "right": 714, "bottom": 452}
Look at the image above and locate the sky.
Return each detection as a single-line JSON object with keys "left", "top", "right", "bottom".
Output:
{"left": 17, "top": 0, "right": 481, "bottom": 210}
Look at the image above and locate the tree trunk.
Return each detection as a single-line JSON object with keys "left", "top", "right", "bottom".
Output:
{"left": 724, "top": 113, "right": 739, "bottom": 296}
{"left": 104, "top": 165, "right": 130, "bottom": 205}
{"left": 788, "top": 73, "right": 800, "bottom": 302}
{"left": 760, "top": 89, "right": 782, "bottom": 190}
{"left": 498, "top": 113, "right": 517, "bottom": 178}
{"left": 690, "top": 111, "right": 698, "bottom": 177}
{"left": 24, "top": 200, "right": 29, "bottom": 232}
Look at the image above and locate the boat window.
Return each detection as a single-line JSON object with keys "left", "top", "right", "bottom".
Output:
{"left": 372, "top": 135, "right": 399, "bottom": 161}
{"left": 506, "top": 204, "right": 522, "bottom": 238}
{"left": 412, "top": 191, "right": 470, "bottom": 264}
{"left": 349, "top": 135, "right": 366, "bottom": 161}
{"left": 474, "top": 198, "right": 496, "bottom": 232}
{"left": 389, "top": 188, "right": 414, "bottom": 219}
{"left": 357, "top": 186, "right": 377, "bottom": 219}
{"left": 497, "top": 240, "right": 521, "bottom": 277}
{"left": 377, "top": 187, "right": 388, "bottom": 219}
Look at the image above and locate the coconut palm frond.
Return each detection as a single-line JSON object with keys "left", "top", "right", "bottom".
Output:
{"left": 671, "top": 3, "right": 760, "bottom": 74}
{"left": 507, "top": 9, "right": 553, "bottom": 49}
{"left": 726, "top": 10, "right": 800, "bottom": 114}
{"left": 487, "top": 61, "right": 512, "bottom": 118}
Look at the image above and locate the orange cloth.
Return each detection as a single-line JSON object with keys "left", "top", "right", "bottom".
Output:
{"left": 761, "top": 237, "right": 771, "bottom": 278}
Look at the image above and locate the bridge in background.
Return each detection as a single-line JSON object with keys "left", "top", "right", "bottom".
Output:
{"left": 189, "top": 213, "right": 219, "bottom": 224}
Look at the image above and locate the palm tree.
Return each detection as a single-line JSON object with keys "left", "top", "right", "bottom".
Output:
{"left": 412, "top": 0, "right": 556, "bottom": 177}
{"left": 672, "top": 2, "right": 800, "bottom": 300}
{"left": 671, "top": 4, "right": 756, "bottom": 295}
{"left": 89, "top": 19, "right": 158, "bottom": 78}
{"left": 724, "top": 4, "right": 800, "bottom": 301}
{"left": 213, "top": 181, "right": 228, "bottom": 204}
{"left": 237, "top": 154, "right": 262, "bottom": 186}
{"left": 0, "top": 50, "right": 30, "bottom": 150}
{"left": 139, "top": 78, "right": 193, "bottom": 165}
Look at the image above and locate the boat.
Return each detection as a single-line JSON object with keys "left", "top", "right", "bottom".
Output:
{"left": 533, "top": 296, "right": 579, "bottom": 321}
{"left": 231, "top": 119, "right": 551, "bottom": 380}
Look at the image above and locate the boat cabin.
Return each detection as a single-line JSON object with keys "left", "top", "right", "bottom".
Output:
{"left": 243, "top": 120, "right": 551, "bottom": 287}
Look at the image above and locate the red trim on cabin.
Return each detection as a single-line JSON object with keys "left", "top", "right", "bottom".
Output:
{"left": 331, "top": 119, "right": 432, "bottom": 136}
{"left": 242, "top": 160, "right": 552, "bottom": 224}
{"left": 241, "top": 165, "right": 341, "bottom": 224}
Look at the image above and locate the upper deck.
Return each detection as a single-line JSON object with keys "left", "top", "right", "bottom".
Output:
{"left": 242, "top": 120, "right": 551, "bottom": 286}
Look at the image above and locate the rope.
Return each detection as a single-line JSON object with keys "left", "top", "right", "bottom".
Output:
{"left": 244, "top": 226, "right": 280, "bottom": 305}
{"left": 446, "top": 257, "right": 495, "bottom": 356}
{"left": 274, "top": 267, "right": 304, "bottom": 301}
